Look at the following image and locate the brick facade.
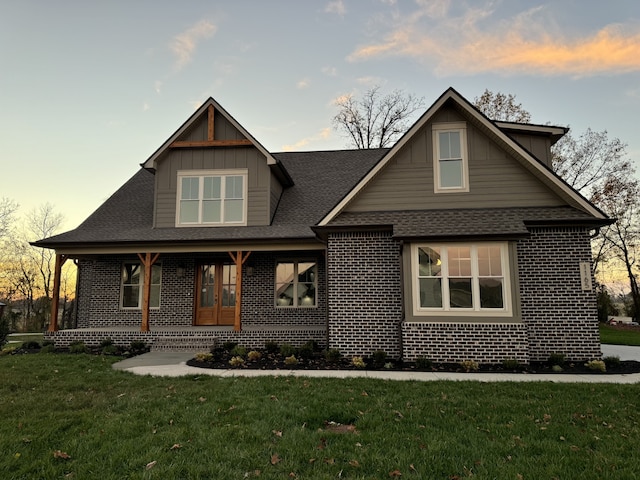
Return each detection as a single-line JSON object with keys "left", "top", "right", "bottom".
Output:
{"left": 327, "top": 231, "right": 403, "bottom": 358}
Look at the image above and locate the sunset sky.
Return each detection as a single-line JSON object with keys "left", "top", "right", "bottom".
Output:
{"left": 1, "top": 0, "right": 639, "bottom": 239}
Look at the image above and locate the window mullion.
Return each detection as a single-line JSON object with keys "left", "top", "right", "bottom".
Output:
{"left": 471, "top": 245, "right": 480, "bottom": 311}
{"left": 442, "top": 247, "right": 450, "bottom": 310}
{"left": 219, "top": 175, "right": 226, "bottom": 223}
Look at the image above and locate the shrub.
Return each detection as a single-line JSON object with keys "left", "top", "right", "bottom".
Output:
{"left": 351, "top": 356, "right": 366, "bottom": 369}
{"left": 279, "top": 343, "right": 296, "bottom": 357}
{"left": 100, "top": 338, "right": 114, "bottom": 348}
{"left": 223, "top": 341, "right": 238, "bottom": 352}
{"left": 0, "top": 316, "right": 9, "bottom": 348}
{"left": 459, "top": 360, "right": 479, "bottom": 372}
{"left": 603, "top": 355, "right": 621, "bottom": 369}
{"left": 230, "top": 345, "right": 247, "bottom": 358}
{"left": 302, "top": 340, "right": 319, "bottom": 351}
{"left": 229, "top": 356, "right": 245, "bottom": 367}
{"left": 548, "top": 352, "right": 566, "bottom": 366}
{"left": 502, "top": 358, "right": 521, "bottom": 370}
{"left": 0, "top": 346, "right": 17, "bottom": 356}
{"left": 102, "top": 345, "right": 119, "bottom": 355}
{"left": 552, "top": 365, "right": 564, "bottom": 373}
{"left": 21, "top": 340, "right": 41, "bottom": 350}
{"left": 284, "top": 355, "right": 299, "bottom": 366}
{"left": 69, "top": 341, "right": 88, "bottom": 354}
{"left": 415, "top": 357, "right": 432, "bottom": 370}
{"left": 371, "top": 350, "right": 387, "bottom": 368}
{"left": 264, "top": 341, "right": 279, "bottom": 354}
{"left": 194, "top": 351, "right": 214, "bottom": 362}
{"left": 247, "top": 350, "right": 262, "bottom": 361}
{"left": 40, "top": 344, "right": 56, "bottom": 354}
{"left": 585, "top": 359, "right": 606, "bottom": 372}
{"left": 325, "top": 348, "right": 342, "bottom": 362}
{"left": 129, "top": 341, "right": 147, "bottom": 353}
{"left": 297, "top": 343, "right": 314, "bottom": 360}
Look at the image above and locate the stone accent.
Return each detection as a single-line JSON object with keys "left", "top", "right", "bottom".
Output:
{"left": 402, "top": 322, "right": 529, "bottom": 363}
{"left": 327, "top": 231, "right": 403, "bottom": 358}
{"left": 518, "top": 227, "right": 601, "bottom": 362}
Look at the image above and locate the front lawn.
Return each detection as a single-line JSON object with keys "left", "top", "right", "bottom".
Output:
{"left": 600, "top": 323, "right": 640, "bottom": 346}
{"left": 1, "top": 354, "right": 640, "bottom": 479}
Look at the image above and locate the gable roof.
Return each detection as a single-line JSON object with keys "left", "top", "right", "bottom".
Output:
{"left": 317, "top": 87, "right": 607, "bottom": 226}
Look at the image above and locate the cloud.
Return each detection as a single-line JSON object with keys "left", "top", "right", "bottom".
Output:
{"left": 297, "top": 78, "right": 310, "bottom": 89}
{"left": 325, "top": 0, "right": 346, "bottom": 16}
{"left": 170, "top": 20, "right": 217, "bottom": 70}
{"left": 154, "top": 80, "right": 162, "bottom": 94}
{"left": 322, "top": 66, "right": 338, "bottom": 76}
{"left": 142, "top": 102, "right": 150, "bottom": 112}
{"left": 282, "top": 127, "right": 332, "bottom": 151}
{"left": 347, "top": 4, "right": 640, "bottom": 77}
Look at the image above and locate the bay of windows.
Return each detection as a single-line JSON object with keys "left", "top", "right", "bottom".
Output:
{"left": 177, "top": 170, "right": 246, "bottom": 226}
{"left": 414, "top": 243, "right": 509, "bottom": 316}
{"left": 121, "top": 262, "right": 162, "bottom": 309}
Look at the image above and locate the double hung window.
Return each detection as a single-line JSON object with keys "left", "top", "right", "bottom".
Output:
{"left": 177, "top": 170, "right": 247, "bottom": 226}
{"left": 413, "top": 243, "right": 510, "bottom": 316}
{"left": 121, "top": 262, "right": 162, "bottom": 309}
{"left": 275, "top": 260, "right": 317, "bottom": 307}
{"left": 433, "top": 123, "right": 468, "bottom": 193}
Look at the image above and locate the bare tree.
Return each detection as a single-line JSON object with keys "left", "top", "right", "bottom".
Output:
{"left": 0, "top": 197, "right": 18, "bottom": 240}
{"left": 473, "top": 89, "right": 531, "bottom": 123}
{"left": 333, "top": 86, "right": 425, "bottom": 149}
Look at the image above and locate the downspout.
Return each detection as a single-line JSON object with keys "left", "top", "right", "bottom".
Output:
{"left": 397, "top": 240, "right": 405, "bottom": 361}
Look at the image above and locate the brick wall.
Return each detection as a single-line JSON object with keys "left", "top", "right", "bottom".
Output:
{"left": 327, "top": 231, "right": 403, "bottom": 358}
{"left": 517, "top": 227, "right": 601, "bottom": 361}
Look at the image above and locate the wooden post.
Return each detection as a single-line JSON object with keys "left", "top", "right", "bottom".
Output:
{"left": 228, "top": 251, "right": 251, "bottom": 332}
{"left": 48, "top": 254, "right": 68, "bottom": 332}
{"left": 207, "top": 104, "right": 215, "bottom": 141}
{"left": 137, "top": 252, "right": 160, "bottom": 332}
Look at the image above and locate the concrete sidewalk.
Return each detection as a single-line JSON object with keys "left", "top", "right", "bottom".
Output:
{"left": 112, "top": 346, "right": 640, "bottom": 384}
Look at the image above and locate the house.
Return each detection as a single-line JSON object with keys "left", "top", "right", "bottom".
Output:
{"left": 36, "top": 87, "right": 611, "bottom": 364}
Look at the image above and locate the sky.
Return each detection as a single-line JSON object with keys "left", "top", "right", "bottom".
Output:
{"left": 1, "top": 0, "right": 639, "bottom": 235}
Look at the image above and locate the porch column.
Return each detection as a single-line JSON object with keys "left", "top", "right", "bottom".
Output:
{"left": 228, "top": 251, "right": 251, "bottom": 332}
{"left": 48, "top": 253, "right": 69, "bottom": 332}
{"left": 137, "top": 252, "right": 160, "bottom": 332}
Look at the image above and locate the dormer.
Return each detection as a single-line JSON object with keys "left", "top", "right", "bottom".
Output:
{"left": 494, "top": 121, "right": 568, "bottom": 168}
{"left": 142, "top": 99, "right": 292, "bottom": 228}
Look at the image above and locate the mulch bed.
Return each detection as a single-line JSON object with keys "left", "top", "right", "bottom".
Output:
{"left": 186, "top": 347, "right": 640, "bottom": 375}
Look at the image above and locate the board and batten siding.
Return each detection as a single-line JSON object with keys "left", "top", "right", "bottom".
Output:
{"left": 508, "top": 133, "right": 553, "bottom": 168}
{"left": 154, "top": 147, "right": 272, "bottom": 227}
{"left": 345, "top": 108, "right": 566, "bottom": 213}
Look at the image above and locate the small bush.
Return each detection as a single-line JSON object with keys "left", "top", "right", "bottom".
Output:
{"left": 585, "top": 359, "right": 606, "bottom": 372}
{"left": 279, "top": 343, "right": 296, "bottom": 357}
{"left": 247, "top": 350, "right": 262, "bottom": 361}
{"left": 69, "top": 341, "right": 88, "bottom": 354}
{"left": 0, "top": 317, "right": 10, "bottom": 348}
{"left": 415, "top": 357, "right": 432, "bottom": 370}
{"left": 371, "top": 350, "right": 387, "bottom": 368}
{"left": 302, "top": 340, "right": 319, "bottom": 351}
{"left": 100, "top": 338, "right": 114, "bottom": 348}
{"left": 325, "top": 348, "right": 342, "bottom": 362}
{"left": 223, "top": 341, "right": 238, "bottom": 352}
{"left": 284, "top": 355, "right": 299, "bottom": 366}
{"left": 21, "top": 340, "right": 41, "bottom": 350}
{"left": 264, "top": 341, "right": 279, "bottom": 354}
{"left": 502, "top": 358, "right": 521, "bottom": 370}
{"left": 297, "top": 343, "right": 314, "bottom": 360}
{"left": 42, "top": 340, "right": 54, "bottom": 347}
{"left": 351, "top": 356, "right": 366, "bottom": 369}
{"left": 40, "top": 344, "right": 56, "bottom": 354}
{"left": 130, "top": 341, "right": 147, "bottom": 353}
{"left": 229, "top": 356, "right": 245, "bottom": 367}
{"left": 548, "top": 352, "right": 566, "bottom": 366}
{"left": 0, "top": 345, "right": 17, "bottom": 356}
{"left": 230, "top": 345, "right": 247, "bottom": 358}
{"left": 102, "top": 345, "right": 119, "bottom": 355}
{"left": 194, "top": 351, "right": 214, "bottom": 362}
{"left": 460, "top": 360, "right": 479, "bottom": 372}
{"left": 603, "top": 356, "right": 621, "bottom": 369}
{"left": 552, "top": 365, "right": 564, "bottom": 373}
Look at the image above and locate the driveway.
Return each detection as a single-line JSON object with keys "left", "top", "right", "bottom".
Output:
{"left": 601, "top": 344, "right": 640, "bottom": 361}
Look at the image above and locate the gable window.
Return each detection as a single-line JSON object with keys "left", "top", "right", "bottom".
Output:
{"left": 413, "top": 243, "right": 510, "bottom": 316}
{"left": 121, "top": 262, "right": 162, "bottom": 309}
{"left": 177, "top": 169, "right": 247, "bottom": 226}
{"left": 275, "top": 260, "right": 317, "bottom": 307}
{"left": 433, "top": 123, "right": 469, "bottom": 193}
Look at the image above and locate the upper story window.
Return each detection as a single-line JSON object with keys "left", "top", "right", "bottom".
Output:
{"left": 121, "top": 262, "right": 162, "bottom": 309}
{"left": 433, "top": 122, "right": 469, "bottom": 193}
{"left": 176, "top": 169, "right": 247, "bottom": 226}
{"left": 412, "top": 242, "right": 511, "bottom": 317}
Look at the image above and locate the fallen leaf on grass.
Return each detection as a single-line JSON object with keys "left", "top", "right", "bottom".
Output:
{"left": 324, "top": 458, "right": 335, "bottom": 465}
{"left": 272, "top": 430, "right": 283, "bottom": 437}
{"left": 198, "top": 397, "right": 206, "bottom": 402}
{"left": 409, "top": 464, "right": 417, "bottom": 472}
{"left": 349, "top": 460, "right": 360, "bottom": 467}
{"left": 389, "top": 470, "right": 402, "bottom": 477}
{"left": 146, "top": 461, "right": 157, "bottom": 470}
{"left": 271, "top": 454, "right": 281, "bottom": 465}
{"left": 170, "top": 443, "right": 181, "bottom": 450}
{"left": 53, "top": 450, "right": 71, "bottom": 460}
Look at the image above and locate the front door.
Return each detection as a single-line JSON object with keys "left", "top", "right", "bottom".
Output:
{"left": 195, "top": 262, "right": 236, "bottom": 325}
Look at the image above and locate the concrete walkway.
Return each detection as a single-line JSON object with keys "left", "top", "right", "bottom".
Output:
{"left": 112, "top": 345, "right": 640, "bottom": 384}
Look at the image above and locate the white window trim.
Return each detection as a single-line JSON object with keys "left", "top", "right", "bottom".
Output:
{"left": 411, "top": 243, "right": 511, "bottom": 317}
{"left": 175, "top": 169, "right": 248, "bottom": 227}
{"left": 275, "top": 259, "right": 318, "bottom": 309}
{"left": 433, "top": 122, "right": 469, "bottom": 193}
{"left": 120, "top": 262, "right": 162, "bottom": 310}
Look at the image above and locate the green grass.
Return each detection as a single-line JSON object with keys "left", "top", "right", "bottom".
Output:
{"left": 600, "top": 323, "right": 640, "bottom": 346}
{"left": 1, "top": 354, "right": 640, "bottom": 479}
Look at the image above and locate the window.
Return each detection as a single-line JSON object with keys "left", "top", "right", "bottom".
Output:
{"left": 121, "top": 262, "right": 162, "bottom": 309}
{"left": 413, "top": 243, "right": 510, "bottom": 316}
{"left": 275, "top": 260, "right": 317, "bottom": 307}
{"left": 433, "top": 123, "right": 468, "bottom": 193}
{"left": 177, "top": 170, "right": 247, "bottom": 226}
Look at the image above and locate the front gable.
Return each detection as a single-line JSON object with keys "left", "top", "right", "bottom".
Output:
{"left": 144, "top": 99, "right": 291, "bottom": 228}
